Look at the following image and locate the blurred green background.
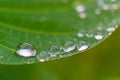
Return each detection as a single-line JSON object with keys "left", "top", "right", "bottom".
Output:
{"left": 0, "top": 27, "right": 120, "bottom": 80}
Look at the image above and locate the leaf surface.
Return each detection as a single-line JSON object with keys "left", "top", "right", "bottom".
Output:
{"left": 0, "top": 0, "right": 119, "bottom": 64}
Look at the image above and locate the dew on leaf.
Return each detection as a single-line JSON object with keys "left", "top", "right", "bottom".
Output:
{"left": 0, "top": 56, "right": 4, "bottom": 59}
{"left": 36, "top": 51, "right": 50, "bottom": 62}
{"left": 85, "top": 33, "right": 94, "bottom": 38}
{"left": 77, "top": 41, "right": 89, "bottom": 51}
{"left": 75, "top": 4, "right": 85, "bottom": 13}
{"left": 110, "top": 4, "right": 119, "bottom": 10}
{"left": 97, "top": 26, "right": 104, "bottom": 31}
{"left": 106, "top": 27, "right": 116, "bottom": 32}
{"left": 79, "top": 12, "right": 87, "bottom": 19}
{"left": 48, "top": 45, "right": 61, "bottom": 57}
{"left": 102, "top": 4, "right": 110, "bottom": 10}
{"left": 16, "top": 43, "right": 36, "bottom": 57}
{"left": 110, "top": 0, "right": 116, "bottom": 2}
{"left": 94, "top": 34, "right": 104, "bottom": 40}
{"left": 77, "top": 32, "right": 84, "bottom": 37}
{"left": 62, "top": 41, "right": 76, "bottom": 52}
{"left": 95, "top": 9, "right": 101, "bottom": 15}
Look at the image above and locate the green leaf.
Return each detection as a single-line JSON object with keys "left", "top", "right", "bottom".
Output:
{"left": 0, "top": 0, "right": 119, "bottom": 64}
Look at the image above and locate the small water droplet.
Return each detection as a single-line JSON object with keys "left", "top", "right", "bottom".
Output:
{"left": 97, "top": 0, "right": 104, "bottom": 6}
{"left": 77, "top": 41, "right": 88, "bottom": 51}
{"left": 106, "top": 27, "right": 116, "bottom": 32}
{"left": 86, "top": 33, "right": 94, "bottom": 38}
{"left": 102, "top": 4, "right": 110, "bottom": 10}
{"left": 62, "top": 41, "right": 76, "bottom": 52}
{"left": 0, "top": 56, "right": 4, "bottom": 59}
{"left": 94, "top": 34, "right": 104, "bottom": 40}
{"left": 79, "top": 13, "right": 87, "bottom": 19}
{"left": 39, "top": 16, "right": 47, "bottom": 22}
{"left": 77, "top": 32, "right": 84, "bottom": 37}
{"left": 110, "top": 0, "right": 116, "bottom": 2}
{"left": 36, "top": 51, "right": 50, "bottom": 62}
{"left": 110, "top": 4, "right": 119, "bottom": 10}
{"left": 95, "top": 9, "right": 101, "bottom": 15}
{"left": 16, "top": 43, "right": 36, "bottom": 57}
{"left": 75, "top": 4, "right": 85, "bottom": 13}
{"left": 97, "top": 26, "right": 104, "bottom": 31}
{"left": 48, "top": 45, "right": 61, "bottom": 57}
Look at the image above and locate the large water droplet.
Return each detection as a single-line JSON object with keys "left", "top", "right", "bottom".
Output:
{"left": 36, "top": 51, "right": 50, "bottom": 62}
{"left": 77, "top": 41, "right": 89, "bottom": 51}
{"left": 62, "top": 41, "right": 76, "bottom": 52}
{"left": 16, "top": 43, "right": 36, "bottom": 57}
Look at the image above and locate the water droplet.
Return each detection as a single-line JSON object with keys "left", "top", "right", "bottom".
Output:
{"left": 102, "top": 4, "right": 110, "bottom": 10}
{"left": 79, "top": 13, "right": 87, "bottom": 19}
{"left": 110, "top": 0, "right": 116, "bottom": 2}
{"left": 0, "top": 56, "right": 4, "bottom": 59}
{"left": 36, "top": 51, "right": 50, "bottom": 62}
{"left": 94, "top": 34, "right": 104, "bottom": 40}
{"left": 77, "top": 41, "right": 88, "bottom": 51}
{"left": 95, "top": 9, "right": 101, "bottom": 15}
{"left": 48, "top": 45, "right": 61, "bottom": 57}
{"left": 75, "top": 4, "right": 85, "bottom": 13}
{"left": 106, "top": 27, "right": 115, "bottom": 32}
{"left": 86, "top": 33, "right": 94, "bottom": 38}
{"left": 97, "top": 0, "right": 104, "bottom": 6}
{"left": 97, "top": 26, "right": 104, "bottom": 31}
{"left": 77, "top": 32, "right": 84, "bottom": 37}
{"left": 62, "top": 41, "right": 76, "bottom": 52}
{"left": 110, "top": 4, "right": 119, "bottom": 10}
{"left": 39, "top": 16, "right": 47, "bottom": 22}
{"left": 16, "top": 43, "right": 36, "bottom": 57}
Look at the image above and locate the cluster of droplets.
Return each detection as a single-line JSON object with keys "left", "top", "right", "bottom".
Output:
{"left": 75, "top": 4, "right": 87, "bottom": 19}
{"left": 94, "top": 0, "right": 120, "bottom": 15}
{"left": 77, "top": 23, "right": 117, "bottom": 41}
{"left": 98, "top": 0, "right": 119, "bottom": 10}
{"left": 74, "top": 0, "right": 120, "bottom": 17}
{"left": 77, "top": 30, "right": 104, "bottom": 41}
{"left": 16, "top": 40, "right": 89, "bottom": 62}
{"left": 76, "top": 6, "right": 119, "bottom": 41}
{"left": 14, "top": 0, "right": 119, "bottom": 63}
{"left": 15, "top": 21, "right": 118, "bottom": 62}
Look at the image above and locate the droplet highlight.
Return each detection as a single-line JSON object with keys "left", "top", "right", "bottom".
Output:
{"left": 62, "top": 41, "right": 76, "bottom": 52}
{"left": 48, "top": 45, "right": 61, "bottom": 57}
{"left": 106, "top": 27, "right": 115, "bottom": 32}
{"left": 36, "top": 51, "right": 50, "bottom": 62}
{"left": 77, "top": 32, "right": 84, "bottom": 37}
{"left": 77, "top": 41, "right": 89, "bottom": 51}
{"left": 94, "top": 34, "right": 104, "bottom": 40}
{"left": 16, "top": 43, "right": 36, "bottom": 57}
{"left": 75, "top": 4, "right": 85, "bottom": 13}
